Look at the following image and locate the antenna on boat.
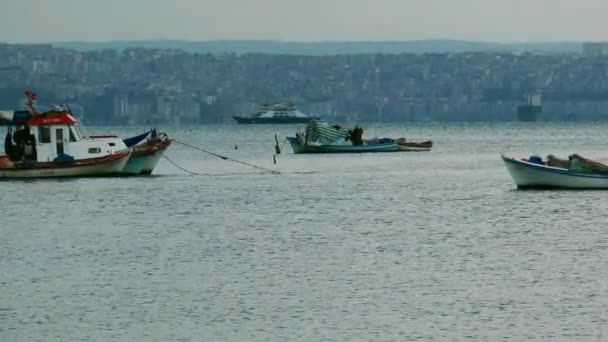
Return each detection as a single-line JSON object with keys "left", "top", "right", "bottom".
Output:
{"left": 24, "top": 88, "right": 38, "bottom": 115}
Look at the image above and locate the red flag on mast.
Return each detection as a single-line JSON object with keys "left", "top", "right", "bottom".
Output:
{"left": 24, "top": 88, "right": 39, "bottom": 115}
{"left": 25, "top": 89, "right": 37, "bottom": 102}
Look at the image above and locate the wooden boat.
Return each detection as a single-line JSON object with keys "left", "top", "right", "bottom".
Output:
{"left": 0, "top": 90, "right": 131, "bottom": 178}
{"left": 287, "top": 120, "right": 433, "bottom": 154}
{"left": 122, "top": 130, "right": 172, "bottom": 175}
{"left": 397, "top": 140, "right": 434, "bottom": 152}
{"left": 502, "top": 154, "right": 608, "bottom": 189}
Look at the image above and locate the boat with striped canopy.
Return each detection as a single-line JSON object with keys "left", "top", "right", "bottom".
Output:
{"left": 286, "top": 120, "right": 433, "bottom": 154}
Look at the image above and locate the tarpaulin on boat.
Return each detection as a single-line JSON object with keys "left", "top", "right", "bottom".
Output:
{"left": 123, "top": 130, "right": 151, "bottom": 148}
{"left": 547, "top": 154, "right": 570, "bottom": 168}
{"left": 0, "top": 110, "right": 33, "bottom": 126}
{"left": 569, "top": 154, "right": 608, "bottom": 174}
{"left": 305, "top": 120, "right": 349, "bottom": 145}
{"left": 0, "top": 111, "right": 13, "bottom": 121}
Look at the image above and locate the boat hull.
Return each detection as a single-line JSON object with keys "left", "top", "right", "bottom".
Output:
{"left": 502, "top": 155, "right": 608, "bottom": 189}
{"left": 234, "top": 116, "right": 317, "bottom": 124}
{"left": 0, "top": 151, "right": 130, "bottom": 179}
{"left": 287, "top": 137, "right": 402, "bottom": 154}
{"left": 123, "top": 140, "right": 171, "bottom": 175}
{"left": 123, "top": 154, "right": 162, "bottom": 175}
{"left": 398, "top": 141, "right": 433, "bottom": 152}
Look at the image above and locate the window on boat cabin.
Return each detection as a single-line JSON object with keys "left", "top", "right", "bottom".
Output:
{"left": 69, "top": 127, "right": 77, "bottom": 142}
{"left": 88, "top": 147, "right": 101, "bottom": 154}
{"left": 73, "top": 124, "right": 87, "bottom": 139}
{"left": 39, "top": 126, "right": 51, "bottom": 143}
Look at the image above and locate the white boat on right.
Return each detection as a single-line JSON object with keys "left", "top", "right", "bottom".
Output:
{"left": 501, "top": 153, "right": 608, "bottom": 189}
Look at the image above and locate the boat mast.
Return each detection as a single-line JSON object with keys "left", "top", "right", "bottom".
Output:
{"left": 24, "top": 88, "right": 39, "bottom": 116}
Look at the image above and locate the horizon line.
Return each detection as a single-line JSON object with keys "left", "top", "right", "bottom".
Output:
{"left": 1, "top": 38, "right": 603, "bottom": 45}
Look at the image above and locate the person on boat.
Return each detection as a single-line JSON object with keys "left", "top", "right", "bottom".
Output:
{"left": 23, "top": 132, "right": 37, "bottom": 161}
{"left": 13, "top": 125, "right": 27, "bottom": 144}
{"left": 349, "top": 126, "right": 364, "bottom": 145}
{"left": 12, "top": 125, "right": 30, "bottom": 161}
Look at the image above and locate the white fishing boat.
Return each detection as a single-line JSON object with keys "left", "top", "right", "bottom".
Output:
{"left": 501, "top": 154, "right": 608, "bottom": 189}
{"left": 0, "top": 90, "right": 130, "bottom": 178}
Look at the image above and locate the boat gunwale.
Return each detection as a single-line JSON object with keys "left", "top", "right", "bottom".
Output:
{"left": 131, "top": 139, "right": 172, "bottom": 158}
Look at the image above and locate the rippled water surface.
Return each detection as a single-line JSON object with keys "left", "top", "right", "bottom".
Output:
{"left": 3, "top": 122, "right": 608, "bottom": 341}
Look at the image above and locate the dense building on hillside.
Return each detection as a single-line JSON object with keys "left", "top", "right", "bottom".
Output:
{"left": 582, "top": 42, "right": 608, "bottom": 58}
{"left": 1, "top": 43, "right": 608, "bottom": 124}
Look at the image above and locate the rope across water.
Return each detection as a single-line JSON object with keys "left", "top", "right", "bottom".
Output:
{"left": 160, "top": 151, "right": 199, "bottom": 176}
{"left": 172, "top": 140, "right": 280, "bottom": 175}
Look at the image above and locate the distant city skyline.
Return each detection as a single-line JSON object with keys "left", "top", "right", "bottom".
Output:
{"left": 1, "top": 0, "right": 607, "bottom": 43}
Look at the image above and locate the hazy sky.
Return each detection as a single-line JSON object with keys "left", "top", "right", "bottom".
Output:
{"left": 1, "top": 0, "right": 607, "bottom": 42}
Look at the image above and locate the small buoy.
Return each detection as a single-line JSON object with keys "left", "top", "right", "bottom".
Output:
{"left": 234, "top": 145, "right": 238, "bottom": 150}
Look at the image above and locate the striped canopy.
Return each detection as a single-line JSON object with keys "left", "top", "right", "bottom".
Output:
{"left": 305, "top": 120, "right": 349, "bottom": 145}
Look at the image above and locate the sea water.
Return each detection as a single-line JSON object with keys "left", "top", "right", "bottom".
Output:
{"left": 2, "top": 122, "right": 608, "bottom": 341}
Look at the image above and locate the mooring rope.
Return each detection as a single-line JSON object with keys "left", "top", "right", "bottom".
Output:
{"left": 278, "top": 139, "right": 288, "bottom": 153}
{"left": 270, "top": 139, "right": 289, "bottom": 153}
{"left": 174, "top": 140, "right": 280, "bottom": 174}
{"left": 160, "top": 151, "right": 199, "bottom": 175}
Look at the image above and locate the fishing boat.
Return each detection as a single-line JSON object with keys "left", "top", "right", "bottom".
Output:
{"left": 502, "top": 154, "right": 608, "bottom": 189}
{"left": 0, "top": 90, "right": 130, "bottom": 178}
{"left": 122, "top": 129, "right": 172, "bottom": 175}
{"left": 286, "top": 120, "right": 433, "bottom": 154}
{"left": 234, "top": 103, "right": 319, "bottom": 124}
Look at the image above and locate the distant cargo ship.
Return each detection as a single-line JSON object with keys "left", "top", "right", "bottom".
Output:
{"left": 233, "top": 103, "right": 319, "bottom": 124}
{"left": 517, "top": 94, "right": 542, "bottom": 122}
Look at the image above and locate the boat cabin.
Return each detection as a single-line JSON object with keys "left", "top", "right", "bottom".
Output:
{"left": 1, "top": 109, "right": 127, "bottom": 163}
